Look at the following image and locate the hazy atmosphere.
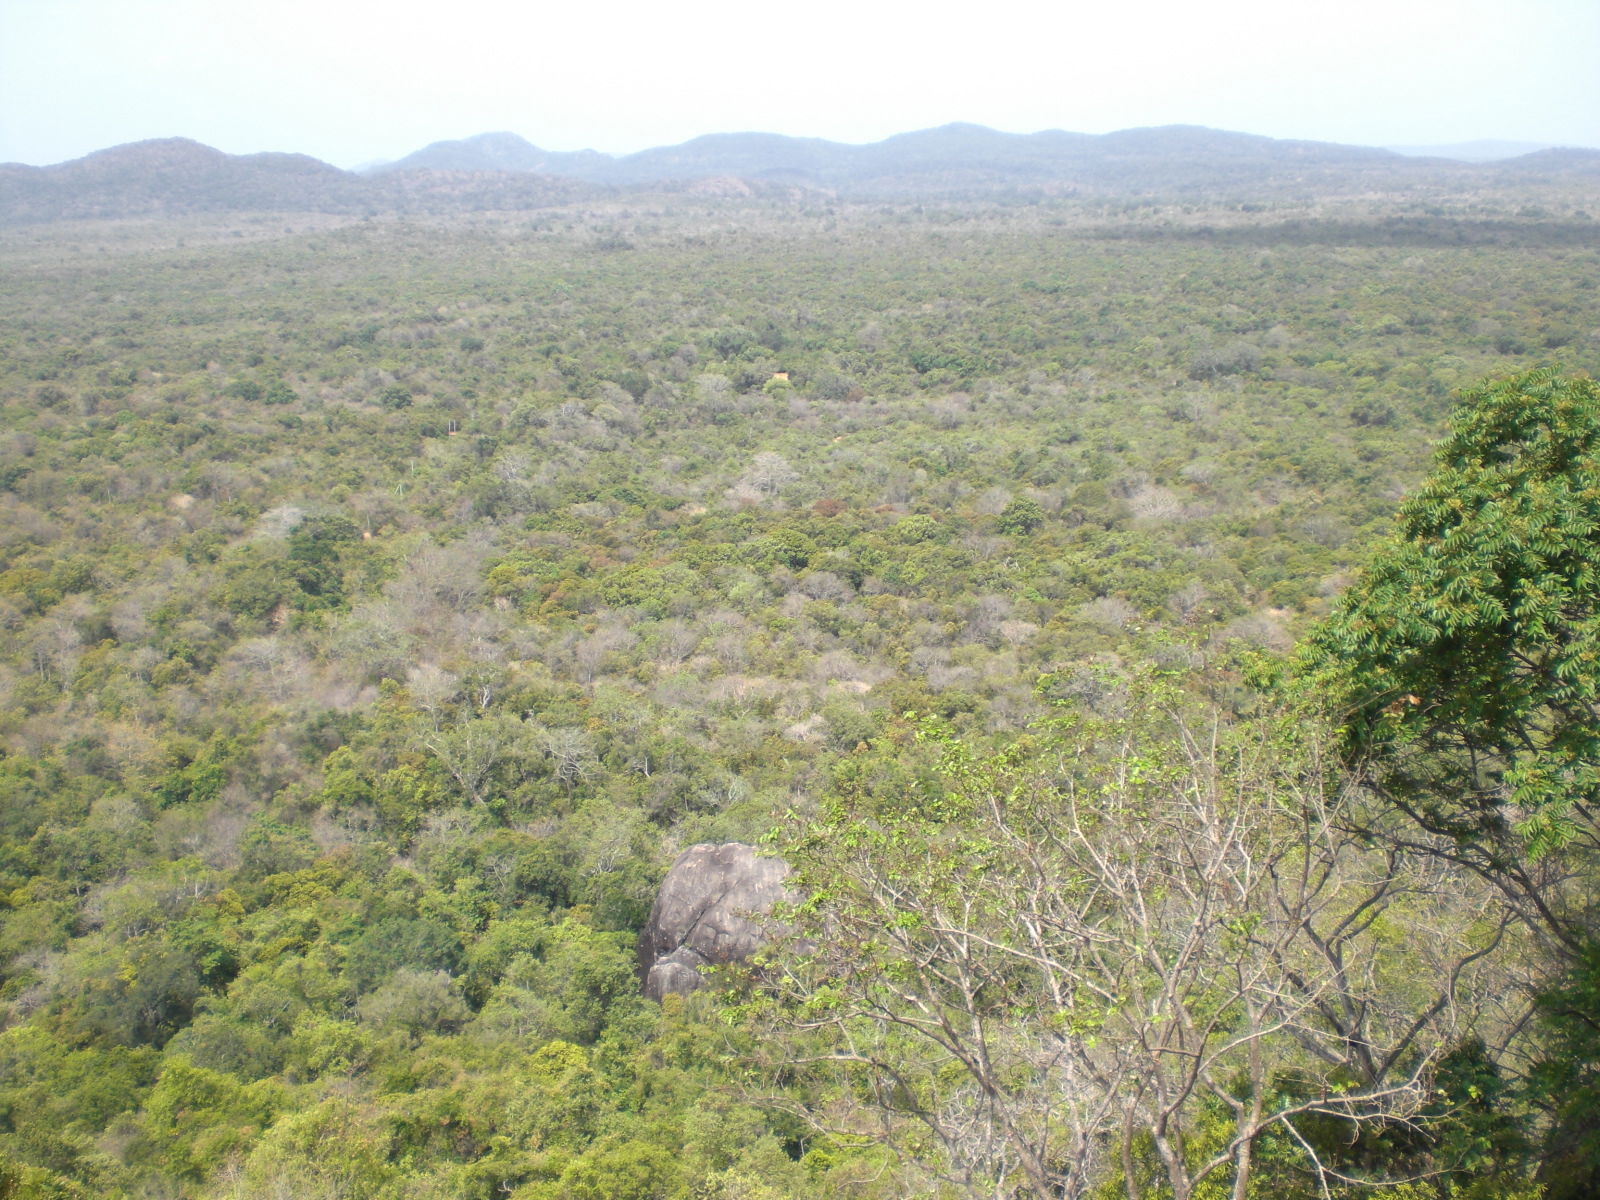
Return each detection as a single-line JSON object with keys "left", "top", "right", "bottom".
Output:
{"left": 3, "top": 0, "right": 1597, "bottom": 166}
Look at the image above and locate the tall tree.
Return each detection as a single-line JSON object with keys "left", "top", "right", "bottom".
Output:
{"left": 1295, "top": 370, "right": 1600, "bottom": 1199}
{"left": 1295, "top": 369, "right": 1600, "bottom": 950}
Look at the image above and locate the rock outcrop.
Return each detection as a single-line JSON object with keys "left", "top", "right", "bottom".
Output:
{"left": 637, "top": 843, "right": 791, "bottom": 1001}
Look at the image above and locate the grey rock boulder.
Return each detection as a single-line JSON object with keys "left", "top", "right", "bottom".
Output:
{"left": 637, "top": 842, "right": 791, "bottom": 1001}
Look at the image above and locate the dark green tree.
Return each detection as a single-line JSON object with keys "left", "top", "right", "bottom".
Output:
{"left": 1296, "top": 369, "right": 1600, "bottom": 1197}
{"left": 1297, "top": 369, "right": 1600, "bottom": 887}
{"left": 996, "top": 496, "right": 1045, "bottom": 535}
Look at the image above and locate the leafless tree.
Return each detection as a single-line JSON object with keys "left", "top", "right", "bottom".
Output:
{"left": 224, "top": 636, "right": 310, "bottom": 703}
{"left": 758, "top": 695, "right": 1512, "bottom": 1200}
{"left": 534, "top": 723, "right": 598, "bottom": 790}
{"left": 406, "top": 663, "right": 460, "bottom": 729}
{"left": 421, "top": 711, "right": 533, "bottom": 807}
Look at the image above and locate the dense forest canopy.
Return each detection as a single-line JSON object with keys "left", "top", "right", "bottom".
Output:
{"left": 0, "top": 172, "right": 1597, "bottom": 1198}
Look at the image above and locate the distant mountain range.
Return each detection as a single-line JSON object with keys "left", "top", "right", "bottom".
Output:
{"left": 4, "top": 124, "right": 1598, "bottom": 224}
{"left": 365, "top": 124, "right": 1598, "bottom": 189}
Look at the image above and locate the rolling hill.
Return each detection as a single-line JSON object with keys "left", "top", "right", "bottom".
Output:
{"left": 4, "top": 123, "right": 1597, "bottom": 223}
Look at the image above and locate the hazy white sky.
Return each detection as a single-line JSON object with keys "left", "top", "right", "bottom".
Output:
{"left": 3, "top": 0, "right": 1596, "bottom": 167}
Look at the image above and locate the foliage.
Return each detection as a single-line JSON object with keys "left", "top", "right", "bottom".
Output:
{"left": 0, "top": 187, "right": 1591, "bottom": 1196}
{"left": 1298, "top": 369, "right": 1600, "bottom": 862}
{"left": 1529, "top": 943, "right": 1600, "bottom": 1200}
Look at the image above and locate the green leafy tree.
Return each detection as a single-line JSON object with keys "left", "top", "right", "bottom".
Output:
{"left": 1296, "top": 369, "right": 1600, "bottom": 930}
{"left": 1295, "top": 370, "right": 1600, "bottom": 1196}
{"left": 995, "top": 496, "right": 1045, "bottom": 535}
{"left": 137, "top": 1056, "right": 280, "bottom": 1180}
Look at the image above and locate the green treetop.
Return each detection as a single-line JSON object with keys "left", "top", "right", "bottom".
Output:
{"left": 1298, "top": 369, "right": 1600, "bottom": 868}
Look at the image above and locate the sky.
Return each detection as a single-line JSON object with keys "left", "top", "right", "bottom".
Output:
{"left": 2, "top": 0, "right": 1597, "bottom": 168}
